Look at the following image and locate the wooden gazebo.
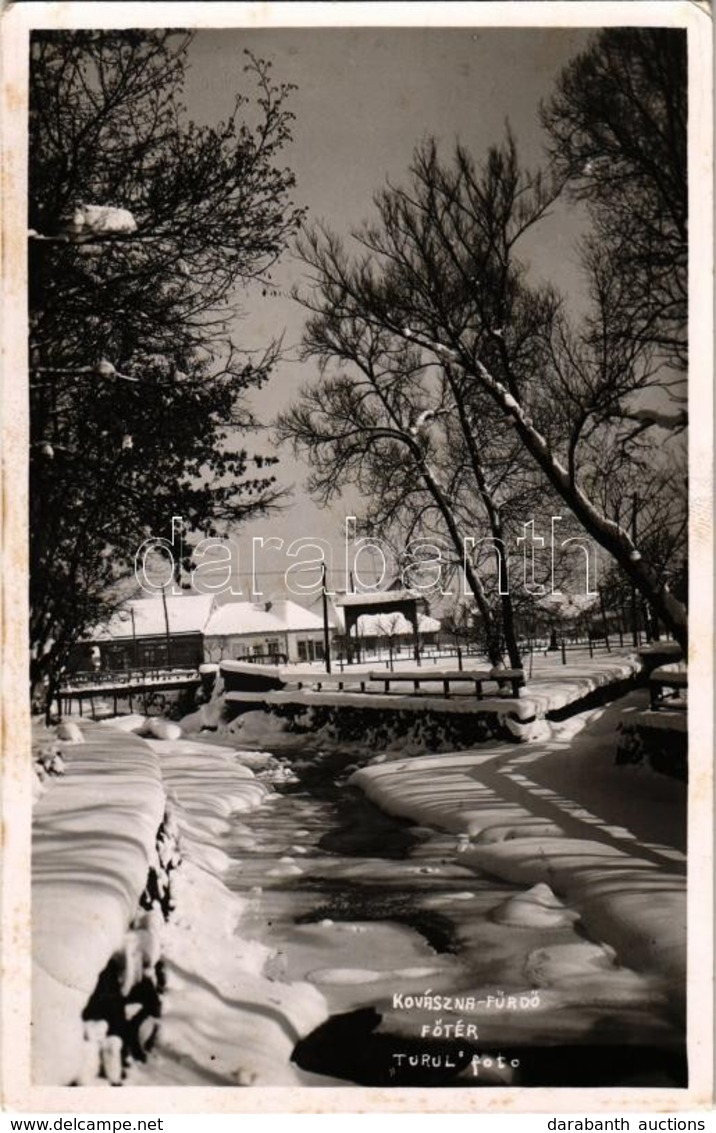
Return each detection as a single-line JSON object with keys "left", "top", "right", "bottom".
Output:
{"left": 335, "top": 588, "right": 428, "bottom": 664}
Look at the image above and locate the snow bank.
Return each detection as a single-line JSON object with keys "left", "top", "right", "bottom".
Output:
{"left": 55, "top": 721, "right": 84, "bottom": 743}
{"left": 179, "top": 668, "right": 225, "bottom": 735}
{"left": 224, "top": 709, "right": 291, "bottom": 741}
{"left": 491, "top": 883, "right": 580, "bottom": 929}
{"left": 32, "top": 725, "right": 165, "bottom": 1085}
{"left": 350, "top": 702, "right": 686, "bottom": 1016}
{"left": 98, "top": 715, "right": 184, "bottom": 741}
{"left": 98, "top": 713, "right": 148, "bottom": 733}
{"left": 623, "top": 708, "right": 687, "bottom": 734}
{"left": 464, "top": 838, "right": 685, "bottom": 1014}
{"left": 516, "top": 653, "right": 642, "bottom": 718}
{"left": 146, "top": 718, "right": 182, "bottom": 741}
{"left": 32, "top": 720, "right": 328, "bottom": 1087}
{"left": 351, "top": 748, "right": 546, "bottom": 836}
{"left": 135, "top": 738, "right": 328, "bottom": 1085}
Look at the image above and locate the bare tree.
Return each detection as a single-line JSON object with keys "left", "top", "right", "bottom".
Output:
{"left": 29, "top": 31, "right": 303, "bottom": 711}
{"left": 541, "top": 27, "right": 687, "bottom": 372}
{"left": 282, "top": 132, "right": 687, "bottom": 648}
{"left": 276, "top": 315, "right": 506, "bottom": 666}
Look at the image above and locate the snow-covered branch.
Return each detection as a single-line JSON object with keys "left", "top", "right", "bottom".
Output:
{"left": 621, "top": 406, "right": 688, "bottom": 431}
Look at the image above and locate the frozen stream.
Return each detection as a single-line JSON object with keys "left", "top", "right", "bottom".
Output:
{"left": 222, "top": 745, "right": 686, "bottom": 1089}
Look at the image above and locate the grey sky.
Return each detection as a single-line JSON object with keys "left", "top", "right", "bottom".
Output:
{"left": 181, "top": 27, "right": 594, "bottom": 599}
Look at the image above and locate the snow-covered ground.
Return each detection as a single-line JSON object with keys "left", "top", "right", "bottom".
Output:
{"left": 31, "top": 722, "right": 327, "bottom": 1087}
{"left": 32, "top": 725, "right": 166, "bottom": 1084}
{"left": 31, "top": 653, "right": 687, "bottom": 1090}
{"left": 128, "top": 737, "right": 328, "bottom": 1086}
{"left": 351, "top": 691, "right": 686, "bottom": 1017}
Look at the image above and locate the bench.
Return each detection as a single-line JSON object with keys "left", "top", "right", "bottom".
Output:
{"left": 649, "top": 663, "right": 687, "bottom": 711}
{"left": 365, "top": 667, "right": 525, "bottom": 699}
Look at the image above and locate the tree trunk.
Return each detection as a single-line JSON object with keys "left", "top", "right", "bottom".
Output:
{"left": 408, "top": 343, "right": 687, "bottom": 649}
{"left": 408, "top": 440, "right": 504, "bottom": 667}
{"left": 444, "top": 365, "right": 522, "bottom": 669}
{"left": 467, "top": 357, "right": 689, "bottom": 649}
{"left": 30, "top": 657, "right": 48, "bottom": 717}
{"left": 31, "top": 634, "right": 76, "bottom": 721}
{"left": 500, "top": 589, "right": 522, "bottom": 669}
{"left": 45, "top": 675, "right": 60, "bottom": 726}
{"left": 462, "top": 563, "right": 503, "bottom": 667}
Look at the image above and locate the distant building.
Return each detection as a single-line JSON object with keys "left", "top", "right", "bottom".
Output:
{"left": 352, "top": 610, "right": 440, "bottom": 650}
{"left": 86, "top": 594, "right": 216, "bottom": 670}
{"left": 204, "top": 599, "right": 334, "bottom": 664}
{"left": 81, "top": 591, "right": 440, "bottom": 673}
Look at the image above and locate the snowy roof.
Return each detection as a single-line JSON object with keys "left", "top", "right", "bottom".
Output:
{"left": 91, "top": 594, "right": 215, "bottom": 640}
{"left": 205, "top": 599, "right": 332, "bottom": 637}
{"left": 354, "top": 612, "right": 440, "bottom": 637}
{"left": 335, "top": 589, "right": 423, "bottom": 608}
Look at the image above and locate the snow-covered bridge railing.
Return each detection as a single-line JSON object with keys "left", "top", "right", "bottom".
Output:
{"left": 292, "top": 667, "right": 525, "bottom": 698}
{"left": 56, "top": 668, "right": 202, "bottom": 717}
{"left": 365, "top": 667, "right": 525, "bottom": 699}
{"left": 295, "top": 672, "right": 369, "bottom": 692}
{"left": 62, "top": 666, "right": 200, "bottom": 689}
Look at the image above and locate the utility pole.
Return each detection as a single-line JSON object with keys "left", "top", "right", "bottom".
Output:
{"left": 631, "top": 493, "right": 639, "bottom": 647}
{"left": 347, "top": 570, "right": 355, "bottom": 664}
{"left": 161, "top": 583, "right": 172, "bottom": 669}
{"left": 599, "top": 588, "right": 611, "bottom": 653}
{"left": 321, "top": 562, "right": 332, "bottom": 674}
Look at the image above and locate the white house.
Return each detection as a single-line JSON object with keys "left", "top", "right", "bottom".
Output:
{"left": 203, "top": 599, "right": 334, "bottom": 664}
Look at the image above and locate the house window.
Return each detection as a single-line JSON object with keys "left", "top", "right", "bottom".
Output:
{"left": 266, "top": 639, "right": 280, "bottom": 657}
{"left": 298, "top": 639, "right": 320, "bottom": 661}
